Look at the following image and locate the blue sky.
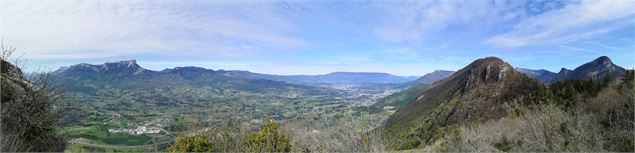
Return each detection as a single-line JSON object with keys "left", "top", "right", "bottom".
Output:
{"left": 1, "top": 0, "right": 634, "bottom": 76}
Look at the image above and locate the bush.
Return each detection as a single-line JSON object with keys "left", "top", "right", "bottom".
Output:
{"left": 169, "top": 134, "right": 216, "bottom": 152}
{"left": 244, "top": 119, "right": 292, "bottom": 152}
{"left": 168, "top": 119, "right": 292, "bottom": 152}
{"left": 446, "top": 106, "right": 605, "bottom": 152}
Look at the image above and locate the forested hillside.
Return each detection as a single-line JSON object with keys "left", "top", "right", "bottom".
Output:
{"left": 376, "top": 56, "right": 634, "bottom": 152}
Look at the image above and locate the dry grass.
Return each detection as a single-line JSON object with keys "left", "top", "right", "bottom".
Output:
{"left": 445, "top": 105, "right": 606, "bottom": 152}
{"left": 283, "top": 110, "right": 389, "bottom": 152}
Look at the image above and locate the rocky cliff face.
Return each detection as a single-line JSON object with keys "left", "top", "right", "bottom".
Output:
{"left": 1, "top": 60, "right": 65, "bottom": 152}
{"left": 1, "top": 60, "right": 28, "bottom": 102}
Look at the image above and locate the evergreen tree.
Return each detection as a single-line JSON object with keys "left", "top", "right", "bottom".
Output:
{"left": 602, "top": 74, "right": 613, "bottom": 87}
{"left": 245, "top": 119, "right": 292, "bottom": 152}
{"left": 619, "top": 70, "right": 634, "bottom": 90}
{"left": 169, "top": 134, "right": 216, "bottom": 152}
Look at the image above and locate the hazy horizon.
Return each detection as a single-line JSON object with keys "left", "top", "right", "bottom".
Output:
{"left": 2, "top": 1, "right": 634, "bottom": 152}
{"left": 2, "top": 0, "right": 634, "bottom": 76}
{"left": 23, "top": 55, "right": 630, "bottom": 77}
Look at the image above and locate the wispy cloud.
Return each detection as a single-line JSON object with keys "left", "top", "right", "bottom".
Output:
{"left": 487, "top": 0, "right": 635, "bottom": 48}
{"left": 372, "top": 0, "right": 527, "bottom": 43}
{"left": 583, "top": 41, "right": 624, "bottom": 51}
{"left": 558, "top": 45, "right": 602, "bottom": 54}
{"left": 1, "top": 0, "right": 305, "bottom": 60}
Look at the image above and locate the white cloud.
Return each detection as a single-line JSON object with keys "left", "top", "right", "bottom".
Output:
{"left": 0, "top": 0, "right": 305, "bottom": 60}
{"left": 487, "top": 0, "right": 635, "bottom": 48}
{"left": 373, "top": 0, "right": 527, "bottom": 43}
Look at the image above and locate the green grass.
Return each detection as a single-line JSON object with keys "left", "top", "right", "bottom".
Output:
{"left": 64, "top": 143, "right": 149, "bottom": 153}
{"left": 370, "top": 84, "right": 431, "bottom": 113}
{"left": 60, "top": 124, "right": 156, "bottom": 145}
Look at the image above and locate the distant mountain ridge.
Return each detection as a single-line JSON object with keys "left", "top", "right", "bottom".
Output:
{"left": 516, "top": 68, "right": 557, "bottom": 83}
{"left": 556, "top": 56, "right": 626, "bottom": 82}
{"left": 411, "top": 70, "right": 455, "bottom": 85}
{"left": 55, "top": 60, "right": 418, "bottom": 86}
{"left": 221, "top": 71, "right": 417, "bottom": 85}
{"left": 517, "top": 56, "right": 626, "bottom": 83}
{"left": 55, "top": 59, "right": 147, "bottom": 77}
{"left": 53, "top": 60, "right": 336, "bottom": 95}
{"left": 369, "top": 70, "right": 454, "bottom": 112}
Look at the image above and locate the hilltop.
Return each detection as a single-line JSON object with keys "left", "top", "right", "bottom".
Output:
{"left": 379, "top": 56, "right": 549, "bottom": 149}
{"left": 376, "top": 56, "right": 633, "bottom": 152}
{"left": 518, "top": 56, "right": 626, "bottom": 83}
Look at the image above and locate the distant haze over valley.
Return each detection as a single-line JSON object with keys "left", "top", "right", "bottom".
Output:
{"left": 1, "top": 0, "right": 633, "bottom": 152}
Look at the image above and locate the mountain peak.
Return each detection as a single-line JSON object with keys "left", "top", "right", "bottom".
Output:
{"left": 557, "top": 68, "right": 572, "bottom": 76}
{"left": 517, "top": 56, "right": 626, "bottom": 83}
{"left": 565, "top": 56, "right": 625, "bottom": 81}
{"left": 458, "top": 56, "right": 514, "bottom": 87}
{"left": 594, "top": 56, "right": 611, "bottom": 62}
{"left": 470, "top": 56, "right": 506, "bottom": 66}
{"left": 60, "top": 59, "right": 147, "bottom": 76}
{"left": 590, "top": 56, "right": 615, "bottom": 67}
{"left": 102, "top": 59, "right": 144, "bottom": 73}
{"left": 517, "top": 68, "right": 558, "bottom": 83}
{"left": 161, "top": 66, "right": 212, "bottom": 74}
{"left": 382, "top": 56, "right": 539, "bottom": 144}
{"left": 412, "top": 70, "right": 455, "bottom": 84}
{"left": 105, "top": 59, "right": 139, "bottom": 68}
{"left": 426, "top": 56, "right": 519, "bottom": 96}
{"left": 559, "top": 68, "right": 570, "bottom": 73}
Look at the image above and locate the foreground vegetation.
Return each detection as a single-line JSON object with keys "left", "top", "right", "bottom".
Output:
{"left": 170, "top": 119, "right": 292, "bottom": 152}
{"left": 2, "top": 45, "right": 632, "bottom": 152}
{"left": 1, "top": 46, "right": 66, "bottom": 152}
{"left": 391, "top": 71, "right": 634, "bottom": 152}
{"left": 169, "top": 71, "right": 634, "bottom": 152}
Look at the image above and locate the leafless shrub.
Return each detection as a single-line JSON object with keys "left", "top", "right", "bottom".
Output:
{"left": 588, "top": 87, "right": 634, "bottom": 151}
{"left": 284, "top": 110, "right": 389, "bottom": 152}
{"left": 446, "top": 105, "right": 606, "bottom": 152}
{"left": 1, "top": 45, "right": 67, "bottom": 152}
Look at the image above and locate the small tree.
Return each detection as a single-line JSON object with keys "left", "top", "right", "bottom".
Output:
{"left": 169, "top": 134, "right": 216, "bottom": 152}
{"left": 561, "top": 83, "right": 578, "bottom": 109}
{"left": 244, "top": 119, "right": 292, "bottom": 152}
{"left": 602, "top": 74, "right": 613, "bottom": 87}
{"left": 619, "top": 70, "right": 634, "bottom": 90}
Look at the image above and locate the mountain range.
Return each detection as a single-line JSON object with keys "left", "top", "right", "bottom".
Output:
{"left": 517, "top": 56, "right": 626, "bottom": 83}
{"left": 368, "top": 70, "right": 456, "bottom": 112}
{"left": 410, "top": 70, "right": 455, "bottom": 85}
{"left": 54, "top": 60, "right": 327, "bottom": 94}
{"left": 376, "top": 55, "right": 629, "bottom": 150}
{"left": 55, "top": 60, "right": 418, "bottom": 87}
{"left": 54, "top": 56, "right": 626, "bottom": 102}
{"left": 36, "top": 55, "right": 634, "bottom": 152}
{"left": 380, "top": 57, "right": 542, "bottom": 148}
{"left": 217, "top": 71, "right": 418, "bottom": 86}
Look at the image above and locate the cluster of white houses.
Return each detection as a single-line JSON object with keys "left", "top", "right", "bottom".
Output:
{"left": 108, "top": 126, "right": 160, "bottom": 135}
